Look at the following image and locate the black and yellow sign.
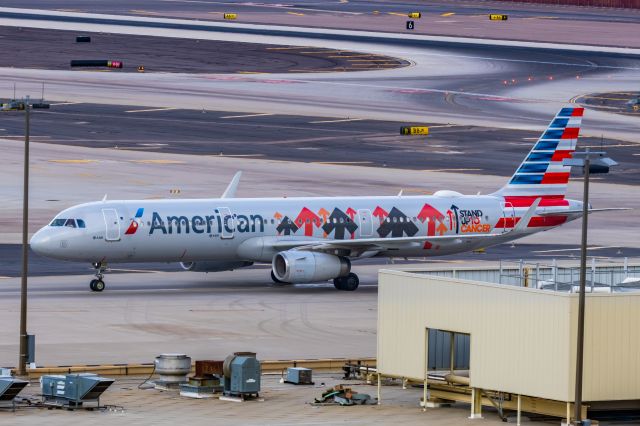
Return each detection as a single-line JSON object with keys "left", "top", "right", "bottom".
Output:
{"left": 489, "top": 14, "right": 508, "bottom": 20}
{"left": 408, "top": 12, "right": 421, "bottom": 18}
{"left": 400, "top": 126, "right": 429, "bottom": 135}
{"left": 406, "top": 20, "right": 415, "bottom": 30}
{"left": 224, "top": 13, "right": 237, "bottom": 20}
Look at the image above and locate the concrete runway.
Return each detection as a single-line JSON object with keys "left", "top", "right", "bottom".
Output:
{"left": 2, "top": 26, "right": 408, "bottom": 74}
{"left": 2, "top": 0, "right": 640, "bottom": 48}
{"left": 1, "top": 11, "right": 639, "bottom": 142}
{"left": 1, "top": 103, "right": 638, "bottom": 184}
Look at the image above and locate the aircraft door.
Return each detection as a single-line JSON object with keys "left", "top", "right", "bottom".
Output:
{"left": 102, "top": 208, "right": 121, "bottom": 241}
{"left": 500, "top": 202, "right": 515, "bottom": 233}
{"left": 218, "top": 207, "right": 235, "bottom": 239}
{"left": 357, "top": 209, "right": 373, "bottom": 237}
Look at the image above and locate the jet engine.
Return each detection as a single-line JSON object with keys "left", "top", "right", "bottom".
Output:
{"left": 180, "top": 261, "right": 253, "bottom": 272}
{"left": 272, "top": 251, "right": 350, "bottom": 283}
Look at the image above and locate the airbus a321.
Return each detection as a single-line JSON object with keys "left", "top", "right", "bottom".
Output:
{"left": 30, "top": 107, "right": 608, "bottom": 291}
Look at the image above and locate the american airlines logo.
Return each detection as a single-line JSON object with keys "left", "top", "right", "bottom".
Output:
{"left": 125, "top": 208, "right": 144, "bottom": 235}
{"left": 149, "top": 211, "right": 265, "bottom": 235}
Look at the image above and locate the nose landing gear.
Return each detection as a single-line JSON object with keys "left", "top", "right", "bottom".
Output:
{"left": 90, "top": 262, "right": 107, "bottom": 292}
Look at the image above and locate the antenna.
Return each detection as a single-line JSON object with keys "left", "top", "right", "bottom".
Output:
{"left": 41, "top": 82, "right": 45, "bottom": 102}
{"left": 13, "top": 83, "right": 16, "bottom": 100}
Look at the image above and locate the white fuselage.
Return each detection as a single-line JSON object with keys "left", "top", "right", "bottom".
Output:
{"left": 30, "top": 194, "right": 577, "bottom": 264}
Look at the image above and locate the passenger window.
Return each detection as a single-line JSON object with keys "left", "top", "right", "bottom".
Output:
{"left": 50, "top": 219, "right": 66, "bottom": 227}
{"left": 76, "top": 219, "right": 86, "bottom": 228}
{"left": 64, "top": 219, "right": 77, "bottom": 228}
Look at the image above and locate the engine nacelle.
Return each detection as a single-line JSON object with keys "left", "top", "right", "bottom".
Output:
{"left": 272, "top": 251, "right": 350, "bottom": 283}
{"left": 180, "top": 260, "right": 253, "bottom": 272}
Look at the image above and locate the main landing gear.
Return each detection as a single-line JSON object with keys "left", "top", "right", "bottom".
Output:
{"left": 333, "top": 273, "right": 359, "bottom": 291}
{"left": 90, "top": 262, "right": 107, "bottom": 292}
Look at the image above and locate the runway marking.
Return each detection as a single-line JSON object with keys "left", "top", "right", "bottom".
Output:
{"left": 129, "top": 159, "right": 185, "bottom": 164}
{"left": 534, "top": 246, "right": 619, "bottom": 253}
{"left": 523, "top": 16, "right": 559, "bottom": 20}
{"left": 125, "top": 107, "right": 178, "bottom": 113}
{"left": 423, "top": 168, "right": 482, "bottom": 172}
{"left": 287, "top": 12, "right": 305, "bottom": 16}
{"left": 387, "top": 12, "right": 406, "bottom": 17}
{"left": 297, "top": 51, "right": 339, "bottom": 54}
{"left": 129, "top": 9, "right": 161, "bottom": 15}
{"left": 266, "top": 47, "right": 307, "bottom": 50}
{"left": 350, "top": 63, "right": 399, "bottom": 67}
{"left": 309, "top": 118, "right": 365, "bottom": 123}
{"left": 428, "top": 124, "right": 456, "bottom": 128}
{"left": 217, "top": 154, "right": 265, "bottom": 157}
{"left": 157, "top": 0, "right": 363, "bottom": 14}
{"left": 0, "top": 276, "right": 10, "bottom": 279}
{"left": 328, "top": 54, "right": 387, "bottom": 58}
{"left": 313, "top": 161, "right": 372, "bottom": 165}
{"left": 48, "top": 159, "right": 97, "bottom": 164}
{"left": 49, "top": 102, "right": 84, "bottom": 106}
{"left": 441, "top": 12, "right": 455, "bottom": 17}
{"left": 220, "top": 113, "right": 274, "bottom": 119}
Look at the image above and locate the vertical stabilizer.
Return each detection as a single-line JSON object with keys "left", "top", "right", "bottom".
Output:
{"left": 492, "top": 106, "right": 583, "bottom": 207}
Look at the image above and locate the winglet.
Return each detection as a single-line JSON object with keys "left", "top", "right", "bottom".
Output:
{"left": 397, "top": 189, "right": 403, "bottom": 197}
{"left": 513, "top": 197, "right": 541, "bottom": 232}
{"left": 221, "top": 171, "right": 242, "bottom": 198}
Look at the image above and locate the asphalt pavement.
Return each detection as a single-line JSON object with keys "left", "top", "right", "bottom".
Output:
{"left": 1, "top": 26, "right": 408, "bottom": 74}
{"left": 2, "top": 243, "right": 638, "bottom": 278}
{"left": 1, "top": 103, "right": 637, "bottom": 184}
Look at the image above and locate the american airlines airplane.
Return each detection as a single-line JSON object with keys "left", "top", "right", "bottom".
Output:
{"left": 30, "top": 107, "right": 602, "bottom": 292}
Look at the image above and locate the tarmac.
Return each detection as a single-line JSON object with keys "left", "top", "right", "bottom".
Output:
{"left": 0, "top": 26, "right": 408, "bottom": 74}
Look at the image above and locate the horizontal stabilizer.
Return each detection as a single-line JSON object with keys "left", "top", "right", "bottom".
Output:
{"left": 537, "top": 207, "right": 632, "bottom": 216}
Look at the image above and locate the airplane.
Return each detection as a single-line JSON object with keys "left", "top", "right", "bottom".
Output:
{"left": 29, "top": 106, "right": 614, "bottom": 292}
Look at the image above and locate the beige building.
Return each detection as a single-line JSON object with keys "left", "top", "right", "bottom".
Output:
{"left": 377, "top": 268, "right": 640, "bottom": 421}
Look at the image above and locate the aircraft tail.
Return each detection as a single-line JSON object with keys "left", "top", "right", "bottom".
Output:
{"left": 492, "top": 106, "right": 583, "bottom": 207}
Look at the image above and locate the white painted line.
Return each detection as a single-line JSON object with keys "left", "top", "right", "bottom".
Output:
{"left": 219, "top": 113, "right": 274, "bottom": 119}
{"left": 157, "top": 0, "right": 364, "bottom": 15}
{"left": 125, "top": 107, "right": 178, "bottom": 113}
{"left": 309, "top": 118, "right": 365, "bottom": 123}
{"left": 49, "top": 102, "right": 84, "bottom": 106}
{"left": 533, "top": 246, "right": 619, "bottom": 254}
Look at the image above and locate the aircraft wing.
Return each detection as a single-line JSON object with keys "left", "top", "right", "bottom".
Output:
{"left": 269, "top": 233, "right": 501, "bottom": 253}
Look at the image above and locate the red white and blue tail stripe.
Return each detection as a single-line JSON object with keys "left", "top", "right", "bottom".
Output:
{"left": 493, "top": 106, "right": 583, "bottom": 206}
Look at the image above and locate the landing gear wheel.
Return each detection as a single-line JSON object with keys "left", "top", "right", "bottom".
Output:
{"left": 334, "top": 273, "right": 359, "bottom": 291}
{"left": 90, "top": 261, "right": 108, "bottom": 292}
{"left": 90, "top": 279, "right": 105, "bottom": 292}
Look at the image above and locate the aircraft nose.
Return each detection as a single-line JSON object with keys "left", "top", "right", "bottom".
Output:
{"left": 30, "top": 228, "right": 55, "bottom": 256}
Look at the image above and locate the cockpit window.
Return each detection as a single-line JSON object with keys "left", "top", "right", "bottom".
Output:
{"left": 64, "top": 219, "right": 77, "bottom": 228}
{"left": 76, "top": 219, "right": 86, "bottom": 228}
{"left": 50, "top": 219, "right": 66, "bottom": 227}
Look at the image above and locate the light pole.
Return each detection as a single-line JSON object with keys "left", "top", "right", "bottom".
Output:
{"left": 18, "top": 96, "right": 31, "bottom": 376}
{"left": 3, "top": 94, "right": 50, "bottom": 376}
{"left": 564, "top": 149, "right": 617, "bottom": 425}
